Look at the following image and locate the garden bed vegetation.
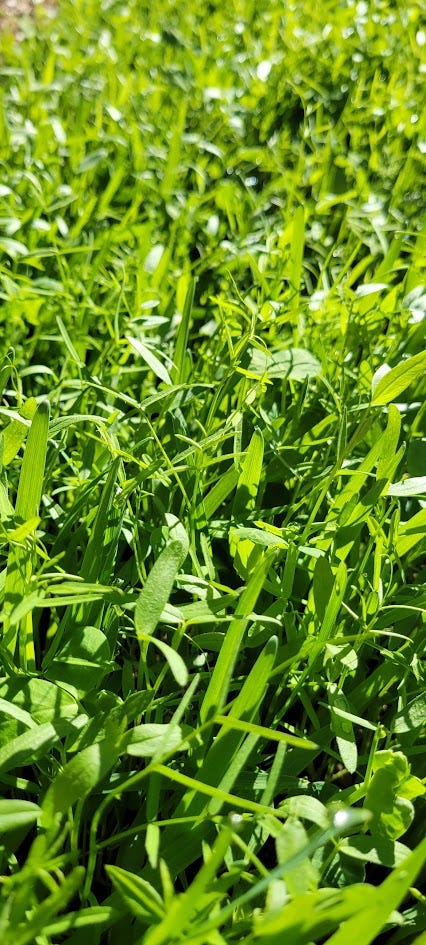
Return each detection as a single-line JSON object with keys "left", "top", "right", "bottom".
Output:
{"left": 0, "top": 0, "right": 425, "bottom": 942}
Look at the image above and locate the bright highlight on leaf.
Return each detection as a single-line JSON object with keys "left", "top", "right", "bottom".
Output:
{"left": 371, "top": 350, "right": 426, "bottom": 405}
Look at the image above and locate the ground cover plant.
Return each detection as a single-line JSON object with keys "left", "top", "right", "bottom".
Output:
{"left": 0, "top": 0, "right": 425, "bottom": 942}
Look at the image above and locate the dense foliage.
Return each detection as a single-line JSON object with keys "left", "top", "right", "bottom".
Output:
{"left": 0, "top": 1, "right": 425, "bottom": 942}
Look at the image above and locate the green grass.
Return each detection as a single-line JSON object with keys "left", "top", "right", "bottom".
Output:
{"left": 0, "top": 0, "right": 425, "bottom": 942}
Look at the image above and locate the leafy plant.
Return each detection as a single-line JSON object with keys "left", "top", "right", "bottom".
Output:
{"left": 0, "top": 0, "right": 425, "bottom": 942}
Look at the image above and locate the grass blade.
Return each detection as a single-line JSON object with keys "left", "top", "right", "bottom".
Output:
{"left": 2, "top": 400, "right": 50, "bottom": 667}
{"left": 200, "top": 551, "right": 276, "bottom": 723}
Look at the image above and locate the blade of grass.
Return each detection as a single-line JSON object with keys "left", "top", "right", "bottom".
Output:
{"left": 200, "top": 550, "right": 276, "bottom": 723}
{"left": 2, "top": 399, "right": 50, "bottom": 668}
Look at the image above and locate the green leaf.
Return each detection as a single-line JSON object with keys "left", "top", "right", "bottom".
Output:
{"left": 248, "top": 346, "right": 321, "bottom": 381}
{"left": 396, "top": 507, "right": 426, "bottom": 557}
{"left": 41, "top": 735, "right": 122, "bottom": 827}
{"left": 3, "top": 400, "right": 50, "bottom": 667}
{"left": 371, "top": 350, "right": 426, "bottom": 405}
{"left": 145, "top": 634, "right": 188, "bottom": 685}
{"left": 200, "top": 551, "right": 275, "bottom": 723}
{"left": 325, "top": 836, "right": 426, "bottom": 945}
{"left": 172, "top": 275, "right": 196, "bottom": 385}
{"left": 232, "top": 427, "right": 264, "bottom": 518}
{"left": 2, "top": 418, "right": 29, "bottom": 466}
{"left": 0, "top": 676, "right": 78, "bottom": 725}
{"left": 143, "top": 826, "right": 232, "bottom": 945}
{"left": 328, "top": 688, "right": 358, "bottom": 774}
{"left": 0, "top": 799, "right": 41, "bottom": 832}
{"left": 106, "top": 864, "right": 165, "bottom": 922}
{"left": 365, "top": 750, "right": 419, "bottom": 840}
{"left": 275, "top": 816, "right": 319, "bottom": 896}
{"left": 313, "top": 555, "right": 334, "bottom": 623}
{"left": 197, "top": 464, "right": 239, "bottom": 523}
{"left": 0, "top": 237, "right": 28, "bottom": 258}
{"left": 279, "top": 795, "right": 330, "bottom": 830}
{"left": 339, "top": 835, "right": 411, "bottom": 867}
{"left": 44, "top": 626, "right": 111, "bottom": 697}
{"left": 135, "top": 532, "right": 189, "bottom": 640}
{"left": 127, "top": 336, "right": 172, "bottom": 385}
{"left": 387, "top": 476, "right": 426, "bottom": 497}
{"left": 124, "top": 723, "right": 185, "bottom": 758}
{"left": 2, "top": 867, "right": 85, "bottom": 945}
{"left": 393, "top": 692, "right": 426, "bottom": 733}
{"left": 0, "top": 719, "right": 73, "bottom": 776}
{"left": 14, "top": 399, "right": 50, "bottom": 522}
{"left": 230, "top": 527, "right": 287, "bottom": 548}
{"left": 289, "top": 205, "right": 305, "bottom": 308}
{"left": 376, "top": 404, "right": 401, "bottom": 481}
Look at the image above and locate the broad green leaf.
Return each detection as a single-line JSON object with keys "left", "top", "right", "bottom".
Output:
{"left": 41, "top": 735, "right": 122, "bottom": 827}
{"left": 2, "top": 418, "right": 29, "bottom": 466}
{"left": 0, "top": 696, "right": 35, "bottom": 730}
{"left": 372, "top": 749, "right": 409, "bottom": 780}
{"left": 248, "top": 346, "right": 321, "bottom": 381}
{"left": 230, "top": 527, "right": 287, "bottom": 549}
{"left": 44, "top": 626, "right": 110, "bottom": 697}
{"left": 365, "top": 750, "right": 420, "bottom": 840}
{"left": 124, "top": 723, "right": 185, "bottom": 758}
{"left": 279, "top": 795, "right": 330, "bottom": 830}
{"left": 275, "top": 816, "right": 319, "bottom": 896}
{"left": 371, "top": 350, "right": 426, "bottom": 405}
{"left": 393, "top": 692, "right": 426, "bottom": 733}
{"left": 325, "top": 836, "right": 426, "bottom": 945}
{"left": 0, "top": 719, "right": 73, "bottom": 775}
{"left": 135, "top": 534, "right": 189, "bottom": 640}
{"left": 339, "top": 836, "right": 410, "bottom": 867}
{"left": 229, "top": 535, "right": 263, "bottom": 581}
{"left": 0, "top": 799, "right": 41, "bottom": 832}
{"left": 0, "top": 677, "right": 78, "bottom": 724}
